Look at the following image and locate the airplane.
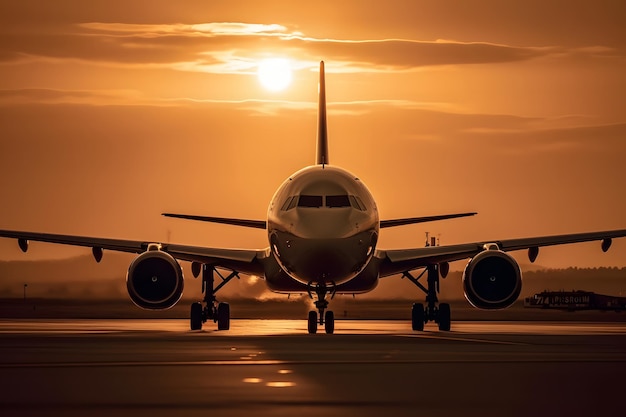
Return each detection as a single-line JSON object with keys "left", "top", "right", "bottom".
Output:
{"left": 2, "top": 61, "right": 626, "bottom": 334}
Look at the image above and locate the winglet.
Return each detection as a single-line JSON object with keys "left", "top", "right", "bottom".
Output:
{"left": 316, "top": 61, "right": 329, "bottom": 165}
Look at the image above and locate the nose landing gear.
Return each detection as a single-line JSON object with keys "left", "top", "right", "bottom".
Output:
{"left": 307, "top": 282, "right": 336, "bottom": 334}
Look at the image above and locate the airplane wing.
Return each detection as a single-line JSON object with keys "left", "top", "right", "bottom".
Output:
{"left": 377, "top": 228, "right": 626, "bottom": 277}
{"left": 0, "top": 229, "right": 266, "bottom": 275}
{"left": 161, "top": 213, "right": 267, "bottom": 229}
{"left": 161, "top": 212, "right": 476, "bottom": 230}
{"left": 380, "top": 212, "right": 477, "bottom": 228}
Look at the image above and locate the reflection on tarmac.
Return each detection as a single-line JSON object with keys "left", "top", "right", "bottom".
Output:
{"left": 2, "top": 318, "right": 626, "bottom": 336}
{"left": 1, "top": 319, "right": 625, "bottom": 417}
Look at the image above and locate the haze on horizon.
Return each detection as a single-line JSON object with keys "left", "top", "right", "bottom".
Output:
{"left": 1, "top": 0, "right": 625, "bottom": 279}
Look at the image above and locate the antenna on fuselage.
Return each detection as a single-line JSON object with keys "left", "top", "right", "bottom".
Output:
{"left": 316, "top": 61, "right": 329, "bottom": 167}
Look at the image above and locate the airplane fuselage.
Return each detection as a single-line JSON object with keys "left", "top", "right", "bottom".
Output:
{"left": 267, "top": 165, "right": 379, "bottom": 288}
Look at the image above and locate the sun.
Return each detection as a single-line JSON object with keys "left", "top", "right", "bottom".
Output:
{"left": 257, "top": 58, "right": 292, "bottom": 92}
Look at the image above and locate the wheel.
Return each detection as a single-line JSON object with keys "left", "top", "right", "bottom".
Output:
{"left": 324, "top": 311, "right": 335, "bottom": 334}
{"left": 438, "top": 303, "right": 451, "bottom": 331}
{"left": 217, "top": 302, "right": 230, "bottom": 330}
{"left": 190, "top": 302, "right": 203, "bottom": 330}
{"left": 307, "top": 311, "right": 318, "bottom": 334}
{"left": 412, "top": 303, "right": 425, "bottom": 331}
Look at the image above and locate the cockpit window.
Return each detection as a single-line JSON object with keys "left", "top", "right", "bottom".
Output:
{"left": 280, "top": 196, "right": 299, "bottom": 211}
{"left": 287, "top": 196, "right": 298, "bottom": 210}
{"left": 355, "top": 196, "right": 367, "bottom": 210}
{"left": 280, "top": 196, "right": 294, "bottom": 211}
{"left": 326, "top": 195, "right": 351, "bottom": 208}
{"left": 297, "top": 195, "right": 323, "bottom": 208}
{"left": 349, "top": 195, "right": 366, "bottom": 211}
{"left": 283, "top": 194, "right": 366, "bottom": 210}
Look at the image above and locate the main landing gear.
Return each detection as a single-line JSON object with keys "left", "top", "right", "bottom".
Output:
{"left": 190, "top": 265, "right": 239, "bottom": 331}
{"left": 403, "top": 264, "right": 451, "bottom": 331}
{"left": 307, "top": 282, "right": 336, "bottom": 334}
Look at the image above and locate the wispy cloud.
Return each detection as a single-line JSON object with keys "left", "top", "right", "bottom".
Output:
{"left": 0, "top": 88, "right": 456, "bottom": 112}
{"left": 459, "top": 120, "right": 626, "bottom": 155}
{"left": 2, "top": 20, "right": 618, "bottom": 74}
{"left": 0, "top": 88, "right": 143, "bottom": 105}
{"left": 0, "top": 88, "right": 319, "bottom": 117}
{"left": 79, "top": 22, "right": 294, "bottom": 37}
{"left": 2, "top": 87, "right": 624, "bottom": 157}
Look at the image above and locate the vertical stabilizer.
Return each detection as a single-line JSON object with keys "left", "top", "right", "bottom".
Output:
{"left": 316, "top": 61, "right": 329, "bottom": 165}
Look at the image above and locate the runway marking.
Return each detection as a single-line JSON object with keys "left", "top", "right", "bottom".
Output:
{"left": 2, "top": 320, "right": 626, "bottom": 337}
{"left": 266, "top": 381, "right": 296, "bottom": 388}
{"left": 396, "top": 333, "right": 529, "bottom": 345}
{"left": 243, "top": 377, "right": 262, "bottom": 383}
{"left": 3, "top": 357, "right": 626, "bottom": 369}
{"left": 0, "top": 360, "right": 284, "bottom": 368}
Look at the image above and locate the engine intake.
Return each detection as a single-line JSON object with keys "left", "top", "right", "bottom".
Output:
{"left": 462, "top": 248, "right": 522, "bottom": 310}
{"left": 126, "top": 250, "right": 184, "bottom": 310}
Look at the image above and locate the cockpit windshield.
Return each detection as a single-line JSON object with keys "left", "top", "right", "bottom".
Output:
{"left": 280, "top": 194, "right": 367, "bottom": 210}
{"left": 326, "top": 195, "right": 351, "bottom": 208}
{"left": 297, "top": 195, "right": 323, "bottom": 208}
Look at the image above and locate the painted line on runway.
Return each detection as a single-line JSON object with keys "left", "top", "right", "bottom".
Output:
{"left": 396, "top": 333, "right": 529, "bottom": 345}
{"left": 0, "top": 360, "right": 284, "bottom": 368}
{"left": 2, "top": 356, "right": 626, "bottom": 368}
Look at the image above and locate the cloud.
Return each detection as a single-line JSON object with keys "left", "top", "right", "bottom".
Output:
{"left": 0, "top": 88, "right": 316, "bottom": 116}
{"left": 2, "top": 19, "right": 616, "bottom": 75}
{"left": 77, "top": 22, "right": 545, "bottom": 69}
{"left": 0, "top": 87, "right": 458, "bottom": 117}
{"left": 2, "top": 87, "right": 624, "bottom": 158}
{"left": 0, "top": 88, "right": 144, "bottom": 105}
{"left": 80, "top": 22, "right": 293, "bottom": 37}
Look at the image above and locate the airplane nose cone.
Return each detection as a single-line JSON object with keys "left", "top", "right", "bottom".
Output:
{"left": 293, "top": 209, "right": 356, "bottom": 238}
{"left": 300, "top": 246, "right": 346, "bottom": 281}
{"left": 270, "top": 229, "right": 377, "bottom": 286}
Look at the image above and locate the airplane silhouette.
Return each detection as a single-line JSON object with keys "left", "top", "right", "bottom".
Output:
{"left": 2, "top": 61, "right": 625, "bottom": 334}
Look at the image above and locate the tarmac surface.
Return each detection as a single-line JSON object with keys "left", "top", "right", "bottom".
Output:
{"left": 1, "top": 319, "right": 625, "bottom": 417}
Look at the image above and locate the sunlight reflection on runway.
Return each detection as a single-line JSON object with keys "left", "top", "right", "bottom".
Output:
{"left": 1, "top": 319, "right": 626, "bottom": 336}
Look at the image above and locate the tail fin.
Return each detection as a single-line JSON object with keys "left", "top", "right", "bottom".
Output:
{"left": 316, "top": 61, "right": 329, "bottom": 165}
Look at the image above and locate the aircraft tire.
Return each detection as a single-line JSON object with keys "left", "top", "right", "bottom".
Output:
{"left": 412, "top": 303, "right": 425, "bottom": 331}
{"left": 438, "top": 303, "right": 451, "bottom": 331}
{"left": 308, "top": 311, "right": 318, "bottom": 334}
{"left": 217, "top": 302, "right": 230, "bottom": 330}
{"left": 324, "top": 311, "right": 335, "bottom": 334}
{"left": 190, "top": 302, "right": 203, "bottom": 330}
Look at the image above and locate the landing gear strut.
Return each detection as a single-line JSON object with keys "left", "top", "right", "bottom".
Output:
{"left": 403, "top": 264, "right": 451, "bottom": 331}
{"left": 190, "top": 265, "right": 238, "bottom": 331}
{"left": 307, "top": 282, "right": 336, "bottom": 334}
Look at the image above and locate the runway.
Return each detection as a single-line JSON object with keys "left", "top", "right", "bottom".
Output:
{"left": 1, "top": 320, "right": 625, "bottom": 417}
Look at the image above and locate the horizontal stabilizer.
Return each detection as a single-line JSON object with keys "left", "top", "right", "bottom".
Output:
{"left": 380, "top": 212, "right": 477, "bottom": 228}
{"left": 162, "top": 213, "right": 267, "bottom": 229}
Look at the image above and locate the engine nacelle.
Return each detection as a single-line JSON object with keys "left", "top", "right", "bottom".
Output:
{"left": 462, "top": 248, "right": 522, "bottom": 310}
{"left": 126, "top": 249, "right": 184, "bottom": 310}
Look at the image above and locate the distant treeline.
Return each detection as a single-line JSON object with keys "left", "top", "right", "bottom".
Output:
{"left": 439, "top": 267, "right": 626, "bottom": 300}
{"left": 1, "top": 257, "right": 625, "bottom": 300}
{"left": 524, "top": 266, "right": 626, "bottom": 278}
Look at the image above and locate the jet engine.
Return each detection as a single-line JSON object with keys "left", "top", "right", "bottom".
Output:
{"left": 462, "top": 246, "right": 522, "bottom": 310}
{"left": 126, "top": 249, "right": 184, "bottom": 310}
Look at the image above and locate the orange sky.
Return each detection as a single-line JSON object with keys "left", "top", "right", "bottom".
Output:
{"left": 0, "top": 0, "right": 625, "bottom": 270}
